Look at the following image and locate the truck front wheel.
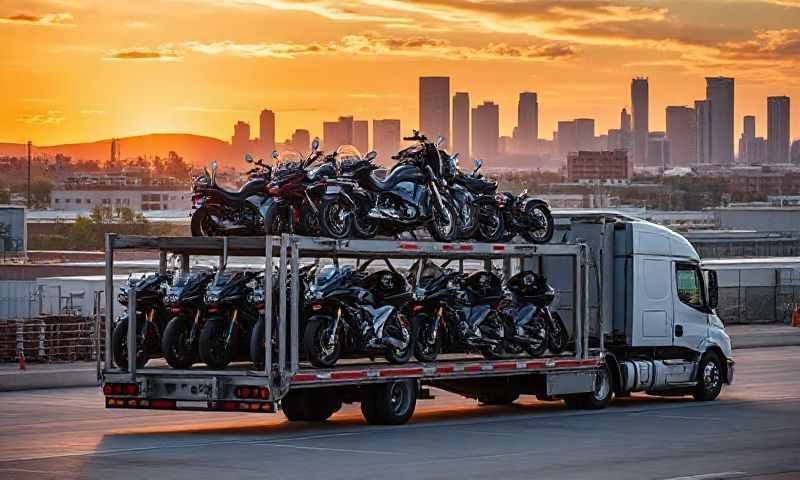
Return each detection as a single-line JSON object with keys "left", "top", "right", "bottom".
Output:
{"left": 563, "top": 364, "right": 613, "bottom": 410}
{"left": 361, "top": 380, "right": 417, "bottom": 425}
{"left": 693, "top": 352, "right": 723, "bottom": 401}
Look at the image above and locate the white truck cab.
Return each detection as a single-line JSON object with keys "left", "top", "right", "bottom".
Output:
{"left": 549, "top": 211, "right": 734, "bottom": 401}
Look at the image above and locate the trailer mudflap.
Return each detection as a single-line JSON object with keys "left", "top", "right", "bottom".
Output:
{"left": 546, "top": 371, "right": 597, "bottom": 396}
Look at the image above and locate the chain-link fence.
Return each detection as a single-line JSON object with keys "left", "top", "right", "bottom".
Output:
{"left": 713, "top": 266, "right": 800, "bottom": 324}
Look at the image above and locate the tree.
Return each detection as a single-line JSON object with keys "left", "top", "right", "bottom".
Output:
{"left": 90, "top": 206, "right": 113, "bottom": 224}
{"left": 164, "top": 151, "right": 191, "bottom": 178}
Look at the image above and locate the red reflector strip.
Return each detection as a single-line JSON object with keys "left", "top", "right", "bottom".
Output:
{"left": 379, "top": 367, "right": 423, "bottom": 377}
{"left": 463, "top": 364, "right": 482, "bottom": 372}
{"left": 458, "top": 244, "right": 473, "bottom": 251}
{"left": 399, "top": 243, "right": 418, "bottom": 250}
{"left": 492, "top": 245, "right": 505, "bottom": 251}
{"left": 435, "top": 366, "right": 454, "bottom": 374}
{"left": 151, "top": 399, "right": 177, "bottom": 409}
{"left": 493, "top": 362, "right": 517, "bottom": 371}
{"left": 526, "top": 360, "right": 546, "bottom": 369}
{"left": 291, "top": 373, "right": 317, "bottom": 383}
{"left": 330, "top": 371, "right": 368, "bottom": 381}
{"left": 555, "top": 359, "right": 581, "bottom": 368}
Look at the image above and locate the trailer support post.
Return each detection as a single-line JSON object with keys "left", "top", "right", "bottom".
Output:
{"left": 574, "top": 248, "right": 583, "bottom": 360}
{"left": 290, "top": 238, "right": 300, "bottom": 374}
{"left": 104, "top": 234, "right": 114, "bottom": 372}
{"left": 264, "top": 235, "right": 273, "bottom": 383}
{"left": 158, "top": 250, "right": 167, "bottom": 275}
{"left": 180, "top": 253, "right": 190, "bottom": 273}
{"left": 127, "top": 285, "right": 137, "bottom": 377}
{"left": 278, "top": 234, "right": 288, "bottom": 377}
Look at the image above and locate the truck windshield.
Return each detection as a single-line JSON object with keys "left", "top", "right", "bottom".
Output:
{"left": 676, "top": 264, "right": 705, "bottom": 309}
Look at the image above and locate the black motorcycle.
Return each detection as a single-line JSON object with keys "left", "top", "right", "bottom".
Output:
{"left": 190, "top": 154, "right": 273, "bottom": 237}
{"left": 317, "top": 150, "right": 380, "bottom": 239}
{"left": 451, "top": 158, "right": 505, "bottom": 242}
{"left": 198, "top": 270, "right": 261, "bottom": 369}
{"left": 505, "top": 271, "right": 569, "bottom": 354}
{"left": 302, "top": 261, "right": 413, "bottom": 367}
{"left": 160, "top": 268, "right": 216, "bottom": 369}
{"left": 112, "top": 271, "right": 172, "bottom": 369}
{"left": 495, "top": 189, "right": 554, "bottom": 244}
{"left": 407, "top": 260, "right": 512, "bottom": 361}
{"left": 319, "top": 131, "right": 459, "bottom": 242}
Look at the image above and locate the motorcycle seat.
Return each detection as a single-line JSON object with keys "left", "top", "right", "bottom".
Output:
{"left": 212, "top": 179, "right": 266, "bottom": 203}
{"left": 363, "top": 165, "right": 421, "bottom": 192}
{"left": 457, "top": 175, "right": 497, "bottom": 195}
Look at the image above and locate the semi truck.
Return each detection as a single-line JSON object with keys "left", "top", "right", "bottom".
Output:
{"left": 99, "top": 211, "right": 733, "bottom": 425}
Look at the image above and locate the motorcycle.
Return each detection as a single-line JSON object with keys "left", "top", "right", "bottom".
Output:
{"left": 302, "top": 260, "right": 413, "bottom": 367}
{"left": 160, "top": 268, "right": 216, "bottom": 369}
{"left": 451, "top": 158, "right": 505, "bottom": 242}
{"left": 317, "top": 149, "right": 380, "bottom": 239}
{"left": 262, "top": 138, "right": 338, "bottom": 236}
{"left": 504, "top": 271, "right": 569, "bottom": 354}
{"left": 112, "top": 271, "right": 173, "bottom": 369}
{"left": 190, "top": 154, "right": 273, "bottom": 237}
{"left": 495, "top": 189, "right": 554, "bottom": 244}
{"left": 319, "top": 131, "right": 459, "bottom": 241}
{"left": 406, "top": 260, "right": 512, "bottom": 361}
{"left": 198, "top": 270, "right": 261, "bottom": 369}
{"left": 441, "top": 152, "right": 479, "bottom": 239}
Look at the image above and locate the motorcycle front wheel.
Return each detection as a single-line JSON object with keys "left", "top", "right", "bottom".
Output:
{"left": 383, "top": 313, "right": 413, "bottom": 364}
{"left": 162, "top": 316, "right": 197, "bottom": 369}
{"left": 521, "top": 202, "right": 554, "bottom": 244}
{"left": 476, "top": 203, "right": 505, "bottom": 242}
{"left": 112, "top": 318, "right": 149, "bottom": 369}
{"left": 412, "top": 313, "right": 441, "bottom": 362}
{"left": 427, "top": 199, "right": 459, "bottom": 242}
{"left": 547, "top": 311, "right": 570, "bottom": 355}
{"left": 523, "top": 315, "right": 549, "bottom": 358}
{"left": 303, "top": 316, "right": 342, "bottom": 368}
{"left": 199, "top": 317, "right": 233, "bottom": 369}
{"left": 352, "top": 193, "right": 378, "bottom": 239}
{"left": 318, "top": 197, "right": 354, "bottom": 239}
{"left": 480, "top": 313, "right": 511, "bottom": 360}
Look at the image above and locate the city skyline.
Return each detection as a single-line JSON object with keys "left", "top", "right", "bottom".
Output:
{"left": 2, "top": 1, "right": 799, "bottom": 148}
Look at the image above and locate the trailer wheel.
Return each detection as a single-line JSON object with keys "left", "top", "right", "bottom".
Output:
{"left": 478, "top": 391, "right": 520, "bottom": 405}
{"left": 563, "top": 364, "right": 612, "bottom": 410}
{"left": 693, "top": 352, "right": 722, "bottom": 402}
{"left": 281, "top": 390, "right": 341, "bottom": 422}
{"left": 361, "top": 380, "right": 417, "bottom": 425}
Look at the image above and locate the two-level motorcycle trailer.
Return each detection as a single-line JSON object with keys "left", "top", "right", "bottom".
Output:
{"left": 99, "top": 234, "right": 607, "bottom": 425}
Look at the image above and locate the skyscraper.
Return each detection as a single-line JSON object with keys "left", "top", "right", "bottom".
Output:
{"left": 695, "top": 100, "right": 711, "bottom": 164}
{"left": 706, "top": 77, "right": 735, "bottom": 164}
{"left": 743, "top": 115, "right": 756, "bottom": 139}
{"left": 452, "top": 92, "right": 470, "bottom": 158}
{"left": 231, "top": 120, "right": 251, "bottom": 156}
{"left": 647, "top": 132, "right": 670, "bottom": 169}
{"left": 259, "top": 109, "right": 275, "bottom": 155}
{"left": 353, "top": 120, "right": 369, "bottom": 154}
{"left": 666, "top": 106, "right": 696, "bottom": 166}
{"left": 471, "top": 101, "right": 499, "bottom": 162}
{"left": 631, "top": 78, "right": 649, "bottom": 165}
{"left": 291, "top": 129, "right": 311, "bottom": 154}
{"left": 323, "top": 116, "right": 354, "bottom": 150}
{"left": 557, "top": 120, "right": 577, "bottom": 157}
{"left": 620, "top": 107, "right": 632, "bottom": 151}
{"left": 574, "top": 118, "right": 595, "bottom": 151}
{"left": 738, "top": 115, "right": 756, "bottom": 163}
{"left": 516, "top": 92, "right": 538, "bottom": 154}
{"left": 372, "top": 119, "right": 401, "bottom": 163}
{"left": 767, "top": 96, "right": 790, "bottom": 163}
{"left": 419, "top": 77, "right": 450, "bottom": 147}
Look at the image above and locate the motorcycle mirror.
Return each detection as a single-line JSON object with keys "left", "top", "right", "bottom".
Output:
{"left": 245, "top": 153, "right": 254, "bottom": 163}
{"left": 474, "top": 158, "right": 482, "bottom": 170}
{"left": 451, "top": 152, "right": 459, "bottom": 162}
{"left": 311, "top": 137, "right": 320, "bottom": 152}
{"left": 211, "top": 160, "right": 218, "bottom": 171}
{"left": 271, "top": 150, "right": 279, "bottom": 159}
{"left": 435, "top": 136, "right": 444, "bottom": 147}
{"left": 365, "top": 150, "right": 377, "bottom": 161}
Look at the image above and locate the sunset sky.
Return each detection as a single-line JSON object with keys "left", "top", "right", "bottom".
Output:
{"left": 2, "top": 0, "right": 799, "bottom": 148}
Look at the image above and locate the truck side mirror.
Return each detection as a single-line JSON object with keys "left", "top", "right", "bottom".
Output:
{"left": 707, "top": 270, "right": 718, "bottom": 310}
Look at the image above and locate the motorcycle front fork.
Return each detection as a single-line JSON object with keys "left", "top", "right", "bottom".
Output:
{"left": 225, "top": 309, "right": 239, "bottom": 347}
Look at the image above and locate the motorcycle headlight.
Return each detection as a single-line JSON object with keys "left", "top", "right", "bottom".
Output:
{"left": 204, "top": 292, "right": 220, "bottom": 304}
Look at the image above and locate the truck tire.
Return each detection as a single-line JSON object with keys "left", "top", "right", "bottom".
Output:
{"left": 281, "top": 390, "right": 341, "bottom": 422}
{"left": 563, "top": 364, "right": 613, "bottom": 410}
{"left": 361, "top": 380, "right": 417, "bottom": 425}
{"left": 693, "top": 352, "right": 723, "bottom": 401}
{"left": 478, "top": 391, "right": 520, "bottom": 405}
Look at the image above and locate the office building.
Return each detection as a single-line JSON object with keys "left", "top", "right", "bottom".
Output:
{"left": 607, "top": 129, "right": 622, "bottom": 150}
{"left": 567, "top": 150, "right": 630, "bottom": 182}
{"left": 575, "top": 118, "right": 595, "bottom": 151}
{"left": 419, "top": 76, "right": 450, "bottom": 147}
{"left": 516, "top": 92, "right": 538, "bottom": 154}
{"left": 323, "top": 116, "right": 354, "bottom": 150}
{"left": 631, "top": 77, "right": 649, "bottom": 165}
{"left": 452, "top": 92, "right": 470, "bottom": 158}
{"left": 471, "top": 101, "right": 499, "bottom": 162}
{"left": 259, "top": 109, "right": 275, "bottom": 155}
{"left": 739, "top": 116, "right": 758, "bottom": 164}
{"left": 353, "top": 120, "right": 369, "bottom": 154}
{"left": 373, "top": 119, "right": 401, "bottom": 163}
{"left": 620, "top": 107, "right": 632, "bottom": 151}
{"left": 647, "top": 132, "right": 670, "bottom": 168}
{"left": 291, "top": 129, "right": 311, "bottom": 154}
{"left": 695, "top": 100, "right": 712, "bottom": 164}
{"left": 768, "top": 96, "right": 790, "bottom": 163}
{"left": 231, "top": 120, "right": 251, "bottom": 156}
{"left": 557, "top": 120, "right": 577, "bottom": 157}
{"left": 706, "top": 77, "right": 735, "bottom": 164}
{"left": 666, "top": 106, "right": 696, "bottom": 166}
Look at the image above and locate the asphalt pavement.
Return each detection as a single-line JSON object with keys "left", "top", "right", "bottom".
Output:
{"left": 0, "top": 346, "right": 798, "bottom": 480}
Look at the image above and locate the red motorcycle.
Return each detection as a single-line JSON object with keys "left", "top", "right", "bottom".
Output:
{"left": 261, "top": 138, "right": 338, "bottom": 235}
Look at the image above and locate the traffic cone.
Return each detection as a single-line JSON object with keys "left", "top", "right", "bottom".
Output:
{"left": 18, "top": 351, "right": 26, "bottom": 370}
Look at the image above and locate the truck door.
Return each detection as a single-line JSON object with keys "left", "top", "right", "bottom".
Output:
{"left": 634, "top": 256, "right": 673, "bottom": 346}
{"left": 672, "top": 262, "right": 709, "bottom": 351}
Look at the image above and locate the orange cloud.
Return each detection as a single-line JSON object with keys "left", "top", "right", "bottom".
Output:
{"left": 103, "top": 47, "right": 183, "bottom": 61}
{"left": 0, "top": 12, "right": 74, "bottom": 26}
{"left": 18, "top": 110, "right": 66, "bottom": 125}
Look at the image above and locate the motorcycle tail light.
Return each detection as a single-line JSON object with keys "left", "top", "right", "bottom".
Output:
{"left": 413, "top": 305, "right": 425, "bottom": 313}
{"left": 170, "top": 307, "right": 181, "bottom": 314}
{"left": 208, "top": 307, "right": 219, "bottom": 313}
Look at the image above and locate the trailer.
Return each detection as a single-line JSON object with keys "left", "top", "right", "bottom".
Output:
{"left": 99, "top": 234, "right": 609, "bottom": 424}
{"left": 98, "top": 212, "right": 734, "bottom": 425}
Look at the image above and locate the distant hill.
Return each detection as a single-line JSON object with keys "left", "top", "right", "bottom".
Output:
{"left": 0, "top": 133, "right": 246, "bottom": 168}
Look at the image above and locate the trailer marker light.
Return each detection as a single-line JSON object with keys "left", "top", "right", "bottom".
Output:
{"left": 259, "top": 387, "right": 269, "bottom": 399}
{"left": 112, "top": 384, "right": 122, "bottom": 395}
{"left": 103, "top": 385, "right": 113, "bottom": 395}
{"left": 124, "top": 384, "right": 138, "bottom": 395}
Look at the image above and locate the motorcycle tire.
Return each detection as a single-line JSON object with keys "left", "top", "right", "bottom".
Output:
{"left": 521, "top": 202, "right": 554, "bottom": 244}
{"left": 299, "top": 201, "right": 321, "bottom": 237}
{"left": 383, "top": 313, "right": 413, "bottom": 364}
{"left": 190, "top": 206, "right": 215, "bottom": 237}
{"left": 112, "top": 318, "right": 148, "bottom": 369}
{"left": 352, "top": 194, "right": 378, "bottom": 239}
{"left": 249, "top": 318, "right": 271, "bottom": 367}
{"left": 476, "top": 203, "right": 505, "bottom": 242}
{"left": 523, "top": 315, "right": 549, "bottom": 358}
{"left": 303, "top": 316, "right": 341, "bottom": 368}
{"left": 162, "top": 316, "right": 197, "bottom": 369}
{"left": 427, "top": 199, "right": 459, "bottom": 242}
{"left": 457, "top": 200, "right": 480, "bottom": 240}
{"left": 262, "top": 202, "right": 286, "bottom": 236}
{"left": 547, "top": 312, "right": 569, "bottom": 355}
{"left": 318, "top": 197, "right": 354, "bottom": 239}
{"left": 479, "top": 313, "right": 511, "bottom": 360}
{"left": 199, "top": 317, "right": 233, "bottom": 369}
{"left": 412, "top": 314, "right": 441, "bottom": 362}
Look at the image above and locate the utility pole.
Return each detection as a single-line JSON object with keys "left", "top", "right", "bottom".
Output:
{"left": 27, "top": 141, "right": 32, "bottom": 208}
